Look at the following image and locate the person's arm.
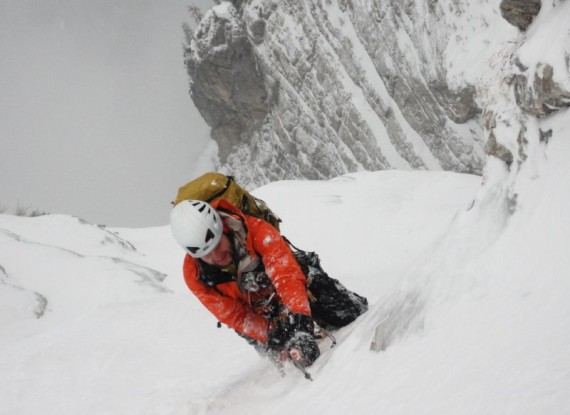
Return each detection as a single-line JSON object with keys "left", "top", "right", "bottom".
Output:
{"left": 248, "top": 218, "right": 312, "bottom": 316}
{"left": 247, "top": 219, "right": 321, "bottom": 366}
{"left": 183, "top": 255, "right": 269, "bottom": 342}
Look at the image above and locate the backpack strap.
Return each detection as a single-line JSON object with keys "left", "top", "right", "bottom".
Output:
{"left": 282, "top": 235, "right": 306, "bottom": 253}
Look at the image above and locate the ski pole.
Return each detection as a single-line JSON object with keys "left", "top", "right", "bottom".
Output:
{"left": 291, "top": 358, "right": 313, "bottom": 381}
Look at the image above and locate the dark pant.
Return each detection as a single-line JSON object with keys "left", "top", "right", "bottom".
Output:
{"left": 294, "top": 250, "right": 368, "bottom": 329}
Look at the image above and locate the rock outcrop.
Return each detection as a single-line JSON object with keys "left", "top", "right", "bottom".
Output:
{"left": 500, "top": 0, "right": 542, "bottom": 31}
{"left": 513, "top": 64, "right": 570, "bottom": 117}
{"left": 184, "top": 1, "right": 511, "bottom": 187}
{"left": 482, "top": 0, "right": 569, "bottom": 189}
{"left": 186, "top": 6, "right": 268, "bottom": 164}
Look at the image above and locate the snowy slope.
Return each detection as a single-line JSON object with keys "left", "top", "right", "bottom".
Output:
{"left": 1, "top": 170, "right": 486, "bottom": 415}
{"left": 2, "top": 164, "right": 568, "bottom": 414}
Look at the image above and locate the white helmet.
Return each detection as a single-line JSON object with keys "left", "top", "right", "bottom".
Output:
{"left": 170, "top": 200, "right": 223, "bottom": 258}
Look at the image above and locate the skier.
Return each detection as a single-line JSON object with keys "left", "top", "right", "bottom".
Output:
{"left": 170, "top": 198, "right": 367, "bottom": 369}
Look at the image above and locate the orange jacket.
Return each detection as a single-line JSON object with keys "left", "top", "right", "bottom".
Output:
{"left": 182, "top": 199, "right": 311, "bottom": 343}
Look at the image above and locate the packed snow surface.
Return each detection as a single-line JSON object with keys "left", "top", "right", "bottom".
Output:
{"left": 1, "top": 169, "right": 569, "bottom": 414}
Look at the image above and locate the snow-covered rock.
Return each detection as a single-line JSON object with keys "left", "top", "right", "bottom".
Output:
{"left": 500, "top": 0, "right": 542, "bottom": 31}
{"left": 371, "top": 0, "right": 570, "bottom": 373}
{"left": 184, "top": 0, "right": 517, "bottom": 187}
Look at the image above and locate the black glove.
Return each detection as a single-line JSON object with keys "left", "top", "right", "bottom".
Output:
{"left": 267, "top": 320, "right": 290, "bottom": 349}
{"left": 286, "top": 313, "right": 315, "bottom": 334}
{"left": 267, "top": 313, "right": 315, "bottom": 349}
{"left": 287, "top": 331, "right": 320, "bottom": 367}
{"left": 268, "top": 313, "right": 320, "bottom": 366}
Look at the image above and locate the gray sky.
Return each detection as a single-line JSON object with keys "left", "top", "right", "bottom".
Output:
{"left": 0, "top": 0, "right": 216, "bottom": 227}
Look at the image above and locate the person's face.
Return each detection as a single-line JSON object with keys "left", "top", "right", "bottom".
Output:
{"left": 200, "top": 234, "right": 233, "bottom": 267}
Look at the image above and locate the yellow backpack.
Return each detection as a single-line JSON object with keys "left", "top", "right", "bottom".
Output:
{"left": 172, "top": 172, "right": 281, "bottom": 230}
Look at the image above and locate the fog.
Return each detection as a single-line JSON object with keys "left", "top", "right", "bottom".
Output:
{"left": 0, "top": 0, "right": 215, "bottom": 227}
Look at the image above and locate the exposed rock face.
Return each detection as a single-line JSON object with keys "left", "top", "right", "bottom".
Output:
{"left": 484, "top": 129, "right": 514, "bottom": 167}
{"left": 482, "top": 1, "right": 570, "bottom": 174}
{"left": 186, "top": 6, "right": 268, "bottom": 164}
{"left": 184, "top": 1, "right": 504, "bottom": 187}
{"left": 500, "top": 0, "right": 542, "bottom": 31}
{"left": 484, "top": 61, "right": 570, "bottom": 169}
{"left": 370, "top": 0, "right": 570, "bottom": 357}
{"left": 513, "top": 64, "right": 570, "bottom": 117}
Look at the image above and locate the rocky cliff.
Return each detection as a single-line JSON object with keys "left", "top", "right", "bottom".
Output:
{"left": 480, "top": 0, "right": 569, "bottom": 207}
{"left": 371, "top": 0, "right": 570, "bottom": 352}
{"left": 183, "top": 0, "right": 517, "bottom": 187}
